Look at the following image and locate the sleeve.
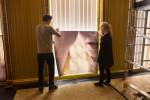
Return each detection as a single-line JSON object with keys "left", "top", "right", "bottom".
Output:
{"left": 104, "top": 36, "right": 114, "bottom": 65}
{"left": 101, "top": 36, "right": 113, "bottom": 59}
{"left": 48, "top": 27, "right": 57, "bottom": 35}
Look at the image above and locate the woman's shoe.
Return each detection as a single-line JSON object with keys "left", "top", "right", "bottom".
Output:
{"left": 94, "top": 82, "right": 104, "bottom": 87}
{"left": 103, "top": 80, "right": 111, "bottom": 85}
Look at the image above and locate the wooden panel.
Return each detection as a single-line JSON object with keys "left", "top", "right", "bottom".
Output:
{"left": 6, "top": 0, "right": 42, "bottom": 79}
{"left": 104, "top": 0, "right": 129, "bottom": 71}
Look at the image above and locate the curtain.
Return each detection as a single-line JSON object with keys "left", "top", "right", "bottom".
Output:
{"left": 42, "top": 0, "right": 49, "bottom": 15}
{"left": 51, "top": 0, "right": 98, "bottom": 31}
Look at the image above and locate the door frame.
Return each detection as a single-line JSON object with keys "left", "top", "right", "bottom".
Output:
{"left": 0, "top": 0, "right": 13, "bottom": 85}
{"left": 44, "top": 0, "right": 102, "bottom": 79}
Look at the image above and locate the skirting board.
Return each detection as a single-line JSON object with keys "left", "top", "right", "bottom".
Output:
{"left": 12, "top": 69, "right": 126, "bottom": 85}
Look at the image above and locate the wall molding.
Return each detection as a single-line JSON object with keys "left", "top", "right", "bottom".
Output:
{"left": 12, "top": 70, "right": 126, "bottom": 85}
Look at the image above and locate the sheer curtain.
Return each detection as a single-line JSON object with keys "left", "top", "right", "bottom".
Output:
{"left": 51, "top": 0, "right": 98, "bottom": 31}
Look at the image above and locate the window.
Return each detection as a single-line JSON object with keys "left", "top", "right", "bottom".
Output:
{"left": 50, "top": 0, "right": 98, "bottom": 31}
{"left": 50, "top": 0, "right": 99, "bottom": 76}
{"left": 134, "top": 11, "right": 150, "bottom": 68}
{"left": 143, "top": 11, "right": 150, "bottom": 67}
{"left": 134, "top": 11, "right": 145, "bottom": 66}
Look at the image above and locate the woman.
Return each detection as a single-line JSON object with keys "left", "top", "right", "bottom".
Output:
{"left": 94, "top": 22, "right": 114, "bottom": 87}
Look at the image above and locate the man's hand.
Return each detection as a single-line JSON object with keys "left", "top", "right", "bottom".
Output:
{"left": 56, "top": 28, "right": 59, "bottom": 32}
{"left": 57, "top": 33, "right": 61, "bottom": 37}
{"left": 55, "top": 28, "right": 61, "bottom": 37}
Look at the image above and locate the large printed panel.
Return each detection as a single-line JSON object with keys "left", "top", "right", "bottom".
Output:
{"left": 54, "top": 31, "right": 98, "bottom": 76}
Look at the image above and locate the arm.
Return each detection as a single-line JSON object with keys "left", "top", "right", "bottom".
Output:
{"left": 54, "top": 32, "right": 61, "bottom": 37}
{"left": 104, "top": 36, "right": 114, "bottom": 66}
{"left": 49, "top": 27, "right": 61, "bottom": 37}
{"left": 100, "top": 36, "right": 112, "bottom": 58}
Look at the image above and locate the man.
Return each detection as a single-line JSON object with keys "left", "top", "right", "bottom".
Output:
{"left": 36, "top": 15, "right": 61, "bottom": 93}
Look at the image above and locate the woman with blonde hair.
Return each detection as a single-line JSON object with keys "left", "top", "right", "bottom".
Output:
{"left": 94, "top": 22, "right": 114, "bottom": 87}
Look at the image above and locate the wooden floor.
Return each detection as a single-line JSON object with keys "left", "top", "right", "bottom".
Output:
{"left": 14, "top": 82, "right": 125, "bottom": 100}
{"left": 14, "top": 73, "right": 150, "bottom": 100}
{"left": 111, "top": 73, "right": 150, "bottom": 100}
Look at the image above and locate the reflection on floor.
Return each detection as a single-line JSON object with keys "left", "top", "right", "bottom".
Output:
{"left": 0, "top": 88, "right": 16, "bottom": 100}
{"left": 14, "top": 82, "right": 125, "bottom": 100}
{"left": 111, "top": 72, "right": 150, "bottom": 99}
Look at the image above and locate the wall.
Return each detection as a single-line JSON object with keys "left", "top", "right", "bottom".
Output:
{"left": 104, "top": 0, "right": 129, "bottom": 71}
{"left": 5, "top": 0, "right": 43, "bottom": 80}
{"left": 5, "top": 0, "right": 129, "bottom": 81}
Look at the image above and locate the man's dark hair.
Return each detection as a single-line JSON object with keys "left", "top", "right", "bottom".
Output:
{"left": 43, "top": 15, "right": 52, "bottom": 22}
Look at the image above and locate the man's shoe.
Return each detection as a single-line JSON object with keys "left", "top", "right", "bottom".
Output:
{"left": 49, "top": 84, "right": 58, "bottom": 92}
{"left": 39, "top": 87, "right": 43, "bottom": 93}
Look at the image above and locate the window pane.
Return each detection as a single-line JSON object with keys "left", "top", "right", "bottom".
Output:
{"left": 143, "top": 29, "right": 150, "bottom": 67}
{"left": 137, "top": 11, "right": 146, "bottom": 19}
{"left": 134, "top": 37, "right": 143, "bottom": 64}
{"left": 145, "top": 29, "right": 150, "bottom": 44}
{"left": 136, "top": 11, "right": 146, "bottom": 27}
{"left": 133, "top": 11, "right": 150, "bottom": 68}
{"left": 144, "top": 45, "right": 150, "bottom": 68}
{"left": 147, "top": 29, "right": 150, "bottom": 34}
{"left": 143, "top": 61, "right": 150, "bottom": 67}
{"left": 136, "top": 19, "right": 145, "bottom": 27}
{"left": 51, "top": 0, "right": 98, "bottom": 31}
{"left": 136, "top": 28, "right": 144, "bottom": 35}
{"left": 147, "top": 12, "right": 150, "bottom": 28}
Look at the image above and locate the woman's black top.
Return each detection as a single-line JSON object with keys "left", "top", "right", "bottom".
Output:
{"left": 98, "top": 33, "right": 114, "bottom": 68}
